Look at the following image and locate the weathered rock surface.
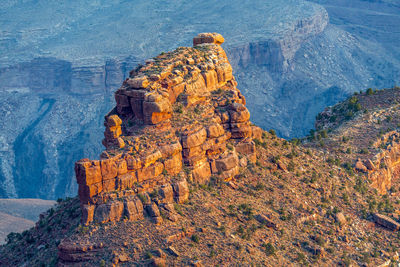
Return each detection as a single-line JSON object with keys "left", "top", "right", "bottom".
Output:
{"left": 74, "top": 33, "right": 256, "bottom": 227}
{"left": 373, "top": 213, "right": 400, "bottom": 231}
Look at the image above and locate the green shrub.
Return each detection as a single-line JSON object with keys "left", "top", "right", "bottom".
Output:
{"left": 297, "top": 252, "right": 306, "bottom": 263}
{"left": 263, "top": 243, "right": 275, "bottom": 256}
{"left": 287, "top": 161, "right": 295, "bottom": 172}
{"left": 191, "top": 234, "right": 200, "bottom": 243}
{"left": 269, "top": 129, "right": 276, "bottom": 136}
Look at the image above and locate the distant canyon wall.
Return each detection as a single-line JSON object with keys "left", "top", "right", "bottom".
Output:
{"left": 0, "top": 57, "right": 139, "bottom": 94}
{"left": 0, "top": 57, "right": 140, "bottom": 199}
{"left": 228, "top": 8, "right": 328, "bottom": 73}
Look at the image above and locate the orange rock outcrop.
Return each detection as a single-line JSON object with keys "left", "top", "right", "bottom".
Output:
{"left": 367, "top": 131, "right": 400, "bottom": 194}
{"left": 75, "top": 33, "right": 260, "bottom": 225}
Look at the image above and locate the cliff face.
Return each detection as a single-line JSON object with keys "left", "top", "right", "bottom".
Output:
{"left": 74, "top": 33, "right": 260, "bottom": 226}
{"left": 227, "top": 9, "right": 328, "bottom": 73}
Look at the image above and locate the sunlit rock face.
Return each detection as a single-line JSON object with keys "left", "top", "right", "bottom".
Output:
{"left": 0, "top": 0, "right": 399, "bottom": 198}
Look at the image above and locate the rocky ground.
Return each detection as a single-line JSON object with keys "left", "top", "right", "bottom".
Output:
{"left": 3, "top": 80, "right": 400, "bottom": 266}
{"left": 2, "top": 125, "right": 400, "bottom": 266}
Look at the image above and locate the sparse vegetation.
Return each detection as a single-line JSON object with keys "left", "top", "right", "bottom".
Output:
{"left": 262, "top": 243, "right": 275, "bottom": 256}
{"left": 3, "top": 39, "right": 400, "bottom": 267}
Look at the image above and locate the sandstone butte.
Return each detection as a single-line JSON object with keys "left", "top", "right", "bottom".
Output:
{"left": 75, "top": 33, "right": 262, "bottom": 226}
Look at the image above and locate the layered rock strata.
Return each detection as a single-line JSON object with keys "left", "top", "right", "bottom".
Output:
{"left": 75, "top": 33, "right": 259, "bottom": 225}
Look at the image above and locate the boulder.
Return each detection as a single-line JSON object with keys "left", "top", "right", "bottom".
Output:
{"left": 141, "top": 150, "right": 162, "bottom": 168}
{"left": 75, "top": 159, "right": 102, "bottom": 186}
{"left": 182, "top": 146, "right": 205, "bottom": 158}
{"left": 107, "top": 115, "right": 122, "bottom": 127}
{"left": 206, "top": 123, "right": 225, "bottom": 138}
{"left": 163, "top": 153, "right": 183, "bottom": 175}
{"left": 355, "top": 159, "right": 368, "bottom": 172}
{"left": 373, "top": 213, "right": 400, "bottom": 231}
{"left": 277, "top": 161, "right": 288, "bottom": 172}
{"left": 235, "top": 140, "right": 256, "bottom": 163}
{"left": 215, "top": 152, "right": 239, "bottom": 172}
{"left": 181, "top": 127, "right": 207, "bottom": 148}
{"left": 94, "top": 201, "right": 124, "bottom": 223}
{"left": 235, "top": 140, "right": 256, "bottom": 155}
{"left": 193, "top": 32, "right": 224, "bottom": 46}
{"left": 103, "top": 137, "right": 125, "bottom": 149}
{"left": 251, "top": 126, "right": 263, "bottom": 140}
{"left": 146, "top": 202, "right": 161, "bottom": 217}
{"left": 255, "top": 214, "right": 279, "bottom": 230}
{"left": 219, "top": 165, "right": 239, "bottom": 181}
{"left": 335, "top": 212, "right": 347, "bottom": 225}
{"left": 229, "top": 108, "right": 250, "bottom": 123}
{"left": 230, "top": 122, "right": 252, "bottom": 139}
{"left": 172, "top": 179, "right": 189, "bottom": 204}
{"left": 159, "top": 142, "right": 182, "bottom": 158}
{"left": 127, "top": 76, "right": 149, "bottom": 89}
{"left": 192, "top": 161, "right": 212, "bottom": 184}
{"left": 159, "top": 184, "right": 174, "bottom": 204}
{"left": 124, "top": 197, "right": 144, "bottom": 221}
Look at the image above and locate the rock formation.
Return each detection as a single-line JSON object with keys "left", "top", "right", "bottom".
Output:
{"left": 75, "top": 33, "right": 259, "bottom": 225}
{"left": 367, "top": 131, "right": 400, "bottom": 194}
